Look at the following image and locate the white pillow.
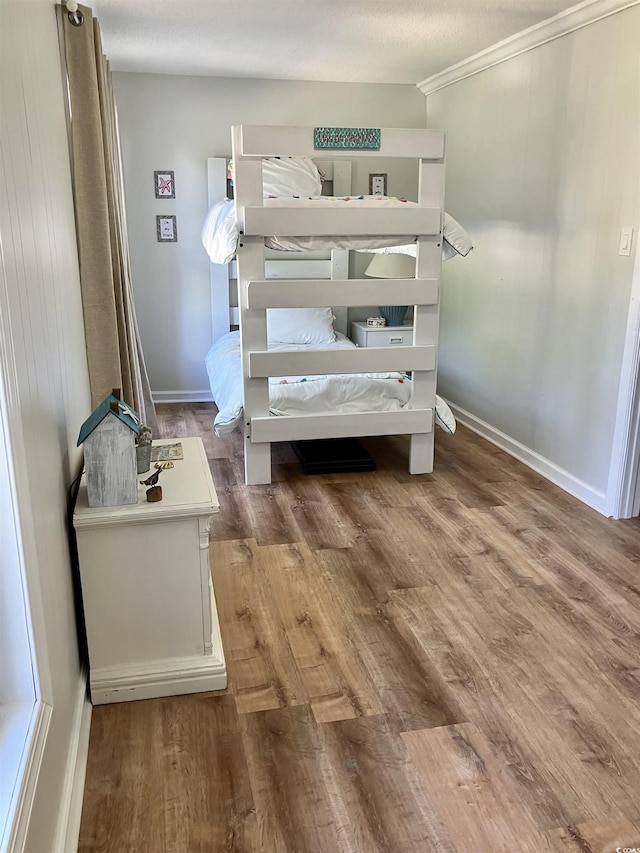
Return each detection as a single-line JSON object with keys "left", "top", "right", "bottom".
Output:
{"left": 201, "top": 200, "right": 238, "bottom": 264}
{"left": 443, "top": 213, "right": 473, "bottom": 257}
{"left": 262, "top": 157, "right": 322, "bottom": 198}
{"left": 267, "top": 307, "right": 335, "bottom": 345}
{"left": 435, "top": 395, "right": 456, "bottom": 434}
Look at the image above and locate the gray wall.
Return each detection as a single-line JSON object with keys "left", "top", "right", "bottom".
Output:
{"left": 112, "top": 73, "right": 426, "bottom": 398}
{"left": 428, "top": 5, "right": 639, "bottom": 502}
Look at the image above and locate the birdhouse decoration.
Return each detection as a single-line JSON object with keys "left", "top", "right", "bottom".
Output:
{"left": 77, "top": 389, "right": 140, "bottom": 508}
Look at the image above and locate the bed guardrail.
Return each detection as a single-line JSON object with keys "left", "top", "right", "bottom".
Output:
{"left": 249, "top": 408, "right": 433, "bottom": 444}
{"left": 236, "top": 125, "right": 445, "bottom": 161}
{"left": 246, "top": 278, "right": 438, "bottom": 310}
{"left": 240, "top": 206, "right": 441, "bottom": 238}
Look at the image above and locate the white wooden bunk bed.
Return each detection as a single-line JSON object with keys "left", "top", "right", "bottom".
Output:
{"left": 203, "top": 124, "right": 458, "bottom": 486}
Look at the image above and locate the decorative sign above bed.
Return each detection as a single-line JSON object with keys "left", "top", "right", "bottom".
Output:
{"left": 314, "top": 127, "right": 381, "bottom": 150}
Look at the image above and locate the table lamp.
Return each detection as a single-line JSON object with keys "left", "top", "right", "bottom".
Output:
{"left": 364, "top": 253, "right": 415, "bottom": 326}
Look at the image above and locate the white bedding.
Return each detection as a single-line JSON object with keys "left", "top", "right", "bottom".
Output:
{"left": 205, "top": 331, "right": 456, "bottom": 438}
{"left": 201, "top": 196, "right": 473, "bottom": 265}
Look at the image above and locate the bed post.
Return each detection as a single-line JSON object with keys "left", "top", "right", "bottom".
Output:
{"left": 239, "top": 239, "right": 272, "bottom": 485}
{"left": 207, "top": 158, "right": 232, "bottom": 343}
{"left": 410, "top": 143, "right": 445, "bottom": 474}
{"left": 233, "top": 126, "right": 272, "bottom": 485}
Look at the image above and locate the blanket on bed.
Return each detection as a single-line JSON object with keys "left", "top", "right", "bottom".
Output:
{"left": 205, "top": 331, "right": 456, "bottom": 438}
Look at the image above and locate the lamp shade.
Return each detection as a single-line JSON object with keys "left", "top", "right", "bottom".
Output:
{"left": 364, "top": 253, "right": 415, "bottom": 279}
{"left": 364, "top": 253, "right": 414, "bottom": 326}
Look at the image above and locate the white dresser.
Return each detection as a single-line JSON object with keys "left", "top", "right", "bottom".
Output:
{"left": 73, "top": 437, "right": 227, "bottom": 704}
{"left": 351, "top": 320, "right": 413, "bottom": 348}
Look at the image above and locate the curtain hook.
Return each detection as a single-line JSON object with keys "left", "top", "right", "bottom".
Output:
{"left": 66, "top": 0, "right": 84, "bottom": 26}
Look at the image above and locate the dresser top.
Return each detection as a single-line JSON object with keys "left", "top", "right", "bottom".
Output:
{"left": 73, "top": 436, "right": 219, "bottom": 528}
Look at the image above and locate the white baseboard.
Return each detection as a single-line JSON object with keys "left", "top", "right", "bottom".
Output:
{"left": 152, "top": 390, "right": 213, "bottom": 404}
{"left": 450, "top": 403, "right": 608, "bottom": 516}
{"left": 4, "top": 700, "right": 52, "bottom": 853}
{"left": 7, "top": 675, "right": 90, "bottom": 853}
{"left": 58, "top": 676, "right": 92, "bottom": 853}
{"left": 90, "top": 653, "right": 227, "bottom": 705}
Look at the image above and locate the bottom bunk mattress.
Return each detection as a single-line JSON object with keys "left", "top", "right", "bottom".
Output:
{"left": 205, "top": 331, "right": 456, "bottom": 438}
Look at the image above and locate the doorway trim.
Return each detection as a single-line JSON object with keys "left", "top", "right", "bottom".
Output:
{"left": 606, "top": 233, "right": 640, "bottom": 518}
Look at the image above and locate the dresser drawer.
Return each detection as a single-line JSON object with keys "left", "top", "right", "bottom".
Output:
{"left": 352, "top": 322, "right": 413, "bottom": 348}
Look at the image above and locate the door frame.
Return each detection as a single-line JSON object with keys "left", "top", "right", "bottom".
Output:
{"left": 606, "top": 233, "right": 640, "bottom": 518}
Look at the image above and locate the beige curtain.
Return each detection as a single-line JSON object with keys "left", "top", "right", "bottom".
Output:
{"left": 58, "top": 4, "right": 157, "bottom": 433}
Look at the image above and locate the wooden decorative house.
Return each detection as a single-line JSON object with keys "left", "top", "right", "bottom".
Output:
{"left": 77, "top": 390, "right": 140, "bottom": 508}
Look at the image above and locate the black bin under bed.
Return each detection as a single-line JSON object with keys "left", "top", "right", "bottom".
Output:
{"left": 291, "top": 437, "right": 376, "bottom": 475}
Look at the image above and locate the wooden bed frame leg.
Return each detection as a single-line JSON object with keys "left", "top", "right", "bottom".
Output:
{"left": 244, "top": 435, "right": 272, "bottom": 485}
{"left": 409, "top": 432, "right": 434, "bottom": 475}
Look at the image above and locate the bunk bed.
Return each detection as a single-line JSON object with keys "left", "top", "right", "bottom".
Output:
{"left": 206, "top": 124, "right": 454, "bottom": 486}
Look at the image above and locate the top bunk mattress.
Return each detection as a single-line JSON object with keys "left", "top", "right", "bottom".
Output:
{"left": 201, "top": 196, "right": 473, "bottom": 265}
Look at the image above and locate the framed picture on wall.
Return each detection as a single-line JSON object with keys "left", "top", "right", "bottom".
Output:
{"left": 369, "top": 173, "right": 387, "bottom": 196}
{"left": 156, "top": 215, "right": 177, "bottom": 242}
{"left": 154, "top": 170, "right": 175, "bottom": 199}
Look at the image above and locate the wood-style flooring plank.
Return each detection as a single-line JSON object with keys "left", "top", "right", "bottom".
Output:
{"left": 546, "top": 816, "right": 640, "bottom": 852}
{"left": 287, "top": 477, "right": 360, "bottom": 551}
{"left": 160, "top": 694, "right": 255, "bottom": 852}
{"left": 209, "top": 538, "right": 307, "bottom": 714}
{"left": 260, "top": 540, "right": 384, "bottom": 723}
{"left": 238, "top": 705, "right": 347, "bottom": 853}
{"left": 317, "top": 544, "right": 464, "bottom": 733}
{"left": 479, "top": 504, "right": 640, "bottom": 633}
{"left": 402, "top": 722, "right": 548, "bottom": 853}
{"left": 240, "top": 484, "right": 304, "bottom": 546}
{"left": 320, "top": 714, "right": 456, "bottom": 852}
{"left": 77, "top": 701, "right": 167, "bottom": 853}
{"left": 239, "top": 706, "right": 456, "bottom": 853}
{"left": 390, "top": 583, "right": 640, "bottom": 828}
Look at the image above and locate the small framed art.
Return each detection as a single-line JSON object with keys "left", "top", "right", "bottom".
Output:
{"left": 369, "top": 173, "right": 387, "bottom": 196}
{"left": 154, "top": 170, "right": 175, "bottom": 199}
{"left": 156, "top": 215, "right": 177, "bottom": 242}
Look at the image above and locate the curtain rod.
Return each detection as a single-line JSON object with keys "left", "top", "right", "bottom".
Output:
{"left": 65, "top": 0, "right": 84, "bottom": 26}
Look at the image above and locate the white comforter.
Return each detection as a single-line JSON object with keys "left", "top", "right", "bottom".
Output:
{"left": 201, "top": 196, "right": 473, "bottom": 265}
{"left": 205, "top": 331, "right": 456, "bottom": 437}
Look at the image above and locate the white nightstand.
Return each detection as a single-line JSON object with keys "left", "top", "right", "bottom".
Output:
{"left": 351, "top": 320, "right": 413, "bottom": 348}
{"left": 73, "top": 436, "right": 226, "bottom": 704}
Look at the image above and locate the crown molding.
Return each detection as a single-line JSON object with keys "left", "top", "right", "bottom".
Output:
{"left": 418, "top": 0, "right": 639, "bottom": 95}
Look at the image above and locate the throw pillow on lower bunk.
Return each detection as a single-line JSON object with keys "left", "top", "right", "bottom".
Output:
{"left": 267, "top": 307, "right": 335, "bottom": 345}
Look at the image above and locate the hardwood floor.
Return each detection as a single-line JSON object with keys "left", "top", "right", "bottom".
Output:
{"left": 77, "top": 402, "right": 640, "bottom": 853}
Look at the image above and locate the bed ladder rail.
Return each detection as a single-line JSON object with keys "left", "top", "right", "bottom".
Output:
{"left": 248, "top": 345, "right": 435, "bottom": 378}
{"left": 246, "top": 277, "right": 438, "bottom": 310}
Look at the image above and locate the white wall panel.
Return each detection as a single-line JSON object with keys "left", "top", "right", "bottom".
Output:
{"left": 428, "top": 5, "right": 640, "bottom": 496}
{"left": 1, "top": 0, "right": 92, "bottom": 848}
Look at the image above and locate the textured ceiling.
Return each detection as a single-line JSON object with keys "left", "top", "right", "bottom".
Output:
{"left": 91, "top": 0, "right": 587, "bottom": 85}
